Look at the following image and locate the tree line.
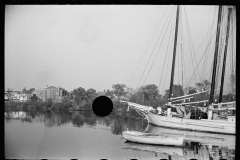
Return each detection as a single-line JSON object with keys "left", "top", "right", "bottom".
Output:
{"left": 6, "top": 77, "right": 235, "bottom": 116}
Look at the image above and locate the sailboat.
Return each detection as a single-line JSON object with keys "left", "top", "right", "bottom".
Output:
{"left": 121, "top": 5, "right": 235, "bottom": 135}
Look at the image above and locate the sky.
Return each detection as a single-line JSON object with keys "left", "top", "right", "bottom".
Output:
{"left": 5, "top": 5, "right": 236, "bottom": 93}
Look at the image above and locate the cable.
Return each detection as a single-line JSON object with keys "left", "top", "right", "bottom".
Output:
{"left": 185, "top": 7, "right": 232, "bottom": 88}
{"left": 202, "top": 6, "right": 216, "bottom": 81}
{"left": 142, "top": 6, "right": 176, "bottom": 86}
{"left": 183, "top": 6, "right": 201, "bottom": 82}
{"left": 183, "top": 7, "right": 228, "bottom": 76}
{"left": 158, "top": 11, "right": 175, "bottom": 93}
{"left": 162, "top": 40, "right": 173, "bottom": 95}
{"left": 137, "top": 6, "right": 175, "bottom": 88}
{"left": 128, "top": 6, "right": 170, "bottom": 88}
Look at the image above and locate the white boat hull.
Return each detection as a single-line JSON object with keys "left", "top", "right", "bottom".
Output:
{"left": 122, "top": 131, "right": 183, "bottom": 146}
{"left": 145, "top": 113, "right": 235, "bottom": 134}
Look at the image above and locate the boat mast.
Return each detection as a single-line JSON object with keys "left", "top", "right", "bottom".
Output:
{"left": 208, "top": 6, "right": 223, "bottom": 107}
{"left": 219, "top": 6, "right": 233, "bottom": 103}
{"left": 168, "top": 5, "right": 180, "bottom": 103}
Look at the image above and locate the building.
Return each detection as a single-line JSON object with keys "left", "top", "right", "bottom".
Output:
{"left": 41, "top": 85, "right": 68, "bottom": 102}
{"left": 33, "top": 89, "right": 42, "bottom": 100}
{"left": 19, "top": 92, "right": 28, "bottom": 101}
{"left": 23, "top": 89, "right": 34, "bottom": 100}
{"left": 5, "top": 91, "right": 22, "bottom": 100}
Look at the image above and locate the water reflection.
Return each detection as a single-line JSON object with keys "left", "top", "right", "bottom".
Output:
{"left": 123, "top": 124, "right": 235, "bottom": 160}
{"left": 5, "top": 110, "right": 147, "bottom": 135}
{"left": 123, "top": 140, "right": 235, "bottom": 160}
{"left": 144, "top": 124, "right": 235, "bottom": 149}
{"left": 5, "top": 110, "right": 235, "bottom": 159}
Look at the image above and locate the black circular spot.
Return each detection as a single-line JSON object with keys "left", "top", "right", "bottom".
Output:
{"left": 92, "top": 96, "right": 113, "bottom": 117}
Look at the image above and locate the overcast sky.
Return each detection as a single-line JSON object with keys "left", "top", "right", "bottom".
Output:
{"left": 5, "top": 5, "right": 235, "bottom": 93}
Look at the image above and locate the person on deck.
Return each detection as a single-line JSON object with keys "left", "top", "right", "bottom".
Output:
{"left": 183, "top": 105, "right": 192, "bottom": 119}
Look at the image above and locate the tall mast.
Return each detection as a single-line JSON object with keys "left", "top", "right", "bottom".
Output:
{"left": 168, "top": 5, "right": 180, "bottom": 102}
{"left": 219, "top": 7, "right": 232, "bottom": 103}
{"left": 208, "top": 6, "right": 223, "bottom": 107}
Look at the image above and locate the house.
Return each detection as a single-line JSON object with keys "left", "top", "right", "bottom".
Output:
{"left": 12, "top": 91, "right": 21, "bottom": 100}
{"left": 41, "top": 85, "right": 68, "bottom": 102}
{"left": 5, "top": 91, "right": 22, "bottom": 100}
{"left": 58, "top": 87, "right": 68, "bottom": 102}
{"left": 33, "top": 89, "right": 42, "bottom": 100}
{"left": 24, "top": 89, "right": 34, "bottom": 100}
{"left": 19, "top": 94, "right": 28, "bottom": 101}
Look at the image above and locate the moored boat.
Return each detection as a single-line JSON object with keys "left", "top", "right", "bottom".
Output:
{"left": 122, "top": 131, "right": 183, "bottom": 146}
{"left": 120, "top": 5, "right": 236, "bottom": 135}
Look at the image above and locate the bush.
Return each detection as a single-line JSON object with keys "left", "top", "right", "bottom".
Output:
{"left": 45, "top": 98, "right": 54, "bottom": 109}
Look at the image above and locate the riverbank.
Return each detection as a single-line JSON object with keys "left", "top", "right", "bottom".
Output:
{"left": 5, "top": 99, "right": 144, "bottom": 120}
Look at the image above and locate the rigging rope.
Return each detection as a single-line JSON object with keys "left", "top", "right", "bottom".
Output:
{"left": 158, "top": 8, "right": 175, "bottom": 93}
{"left": 128, "top": 6, "right": 170, "bottom": 88}
{"left": 202, "top": 6, "right": 216, "bottom": 81}
{"left": 185, "top": 19, "right": 236, "bottom": 89}
{"left": 142, "top": 6, "right": 176, "bottom": 86}
{"left": 183, "top": 7, "right": 228, "bottom": 78}
{"left": 201, "top": 7, "right": 212, "bottom": 81}
{"left": 183, "top": 6, "right": 202, "bottom": 82}
{"left": 185, "top": 29, "right": 218, "bottom": 88}
{"left": 162, "top": 42, "right": 173, "bottom": 95}
{"left": 137, "top": 6, "right": 175, "bottom": 88}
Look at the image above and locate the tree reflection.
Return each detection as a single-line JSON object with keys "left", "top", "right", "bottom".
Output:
{"left": 5, "top": 110, "right": 148, "bottom": 135}
{"left": 111, "top": 118, "right": 124, "bottom": 135}
{"left": 71, "top": 111, "right": 86, "bottom": 127}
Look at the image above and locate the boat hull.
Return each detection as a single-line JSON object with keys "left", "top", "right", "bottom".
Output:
{"left": 145, "top": 113, "right": 235, "bottom": 134}
{"left": 122, "top": 131, "right": 183, "bottom": 146}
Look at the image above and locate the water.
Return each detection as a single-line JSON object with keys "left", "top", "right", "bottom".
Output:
{"left": 5, "top": 110, "right": 235, "bottom": 160}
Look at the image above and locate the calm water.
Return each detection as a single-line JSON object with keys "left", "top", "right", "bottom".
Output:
{"left": 5, "top": 110, "right": 235, "bottom": 160}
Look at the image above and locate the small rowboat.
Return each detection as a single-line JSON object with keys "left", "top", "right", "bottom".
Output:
{"left": 122, "top": 131, "right": 183, "bottom": 146}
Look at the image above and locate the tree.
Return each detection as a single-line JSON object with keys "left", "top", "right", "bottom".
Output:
{"left": 30, "top": 94, "right": 38, "bottom": 101}
{"left": 163, "top": 84, "right": 184, "bottom": 102}
{"left": 87, "top": 88, "right": 96, "bottom": 95}
{"left": 229, "top": 74, "right": 236, "bottom": 94}
{"left": 22, "top": 87, "right": 27, "bottom": 92}
{"left": 184, "top": 86, "right": 197, "bottom": 95}
{"left": 129, "top": 91, "right": 145, "bottom": 105}
{"left": 112, "top": 84, "right": 126, "bottom": 98}
{"left": 85, "top": 88, "right": 97, "bottom": 103}
{"left": 195, "top": 79, "right": 211, "bottom": 91}
{"left": 72, "top": 87, "right": 86, "bottom": 96}
{"left": 140, "top": 84, "right": 160, "bottom": 107}
{"left": 45, "top": 98, "right": 54, "bottom": 109}
{"left": 71, "top": 87, "right": 87, "bottom": 106}
{"left": 106, "top": 89, "right": 114, "bottom": 98}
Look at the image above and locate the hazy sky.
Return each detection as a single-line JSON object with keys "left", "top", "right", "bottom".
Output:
{"left": 5, "top": 5, "right": 235, "bottom": 93}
